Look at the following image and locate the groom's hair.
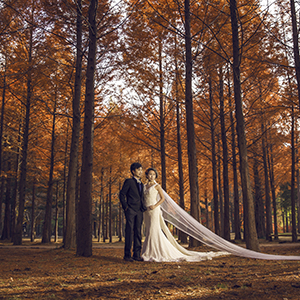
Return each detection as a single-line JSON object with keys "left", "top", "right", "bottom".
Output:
{"left": 145, "top": 167, "right": 158, "bottom": 178}
{"left": 130, "top": 162, "right": 142, "bottom": 175}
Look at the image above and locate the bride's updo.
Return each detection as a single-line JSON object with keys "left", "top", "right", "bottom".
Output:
{"left": 145, "top": 167, "right": 158, "bottom": 179}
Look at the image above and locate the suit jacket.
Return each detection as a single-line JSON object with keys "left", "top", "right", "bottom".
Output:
{"left": 119, "top": 178, "right": 147, "bottom": 212}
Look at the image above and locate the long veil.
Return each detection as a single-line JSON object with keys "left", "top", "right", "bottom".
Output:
{"left": 159, "top": 189, "right": 300, "bottom": 260}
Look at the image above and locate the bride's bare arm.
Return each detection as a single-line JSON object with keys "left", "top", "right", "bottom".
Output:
{"left": 148, "top": 185, "right": 165, "bottom": 210}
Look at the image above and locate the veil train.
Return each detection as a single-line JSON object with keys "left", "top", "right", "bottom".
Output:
{"left": 160, "top": 189, "right": 300, "bottom": 261}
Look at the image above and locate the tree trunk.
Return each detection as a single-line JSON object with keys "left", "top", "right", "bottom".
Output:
{"left": 268, "top": 141, "right": 278, "bottom": 240}
{"left": 109, "top": 167, "right": 112, "bottom": 243}
{"left": 291, "top": 105, "right": 297, "bottom": 242}
{"left": 297, "top": 169, "right": 300, "bottom": 234}
{"left": 13, "top": 23, "right": 33, "bottom": 246}
{"left": 159, "top": 38, "right": 166, "bottom": 191}
{"left": 217, "top": 138, "right": 224, "bottom": 236}
{"left": 1, "top": 161, "right": 11, "bottom": 240}
{"left": 102, "top": 194, "right": 106, "bottom": 242}
{"left": 76, "top": 0, "right": 97, "bottom": 257}
{"left": 64, "top": 0, "right": 83, "bottom": 250}
{"left": 0, "top": 59, "right": 6, "bottom": 178}
{"left": 42, "top": 98, "right": 57, "bottom": 243}
{"left": 228, "top": 77, "right": 241, "bottom": 240}
{"left": 219, "top": 67, "right": 230, "bottom": 240}
{"left": 118, "top": 180, "right": 122, "bottom": 242}
{"left": 175, "top": 46, "right": 187, "bottom": 243}
{"left": 229, "top": 0, "right": 259, "bottom": 251}
{"left": 10, "top": 126, "right": 20, "bottom": 242}
{"left": 253, "top": 155, "right": 265, "bottom": 238}
{"left": 262, "top": 122, "right": 272, "bottom": 241}
{"left": 209, "top": 77, "right": 220, "bottom": 235}
{"left": 30, "top": 180, "right": 35, "bottom": 242}
{"left": 98, "top": 168, "right": 103, "bottom": 242}
{"left": 184, "top": 0, "right": 200, "bottom": 247}
{"left": 62, "top": 124, "right": 69, "bottom": 244}
{"left": 204, "top": 178, "right": 209, "bottom": 229}
{"left": 0, "top": 177, "right": 4, "bottom": 234}
{"left": 282, "top": 211, "right": 285, "bottom": 233}
{"left": 290, "top": 0, "right": 300, "bottom": 109}
{"left": 54, "top": 181, "right": 59, "bottom": 242}
{"left": 105, "top": 195, "right": 108, "bottom": 240}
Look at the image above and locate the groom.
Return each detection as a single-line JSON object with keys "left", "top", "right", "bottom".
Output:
{"left": 119, "top": 162, "right": 146, "bottom": 262}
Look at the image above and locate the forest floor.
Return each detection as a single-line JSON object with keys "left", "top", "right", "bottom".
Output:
{"left": 0, "top": 238, "right": 300, "bottom": 299}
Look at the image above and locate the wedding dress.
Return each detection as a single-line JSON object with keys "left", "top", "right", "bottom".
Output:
{"left": 142, "top": 182, "right": 300, "bottom": 261}
{"left": 141, "top": 183, "right": 228, "bottom": 262}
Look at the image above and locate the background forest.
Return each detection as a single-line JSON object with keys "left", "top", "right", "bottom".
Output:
{"left": 0, "top": 0, "right": 300, "bottom": 256}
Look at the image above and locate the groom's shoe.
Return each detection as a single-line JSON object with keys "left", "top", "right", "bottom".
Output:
{"left": 132, "top": 256, "right": 144, "bottom": 262}
{"left": 123, "top": 256, "right": 134, "bottom": 262}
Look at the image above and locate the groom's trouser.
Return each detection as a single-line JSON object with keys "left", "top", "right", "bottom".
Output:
{"left": 124, "top": 208, "right": 143, "bottom": 258}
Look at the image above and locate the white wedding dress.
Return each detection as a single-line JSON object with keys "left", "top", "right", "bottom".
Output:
{"left": 141, "top": 182, "right": 300, "bottom": 262}
{"left": 141, "top": 183, "right": 227, "bottom": 262}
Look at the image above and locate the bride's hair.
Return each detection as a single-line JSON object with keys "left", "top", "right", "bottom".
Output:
{"left": 145, "top": 167, "right": 158, "bottom": 178}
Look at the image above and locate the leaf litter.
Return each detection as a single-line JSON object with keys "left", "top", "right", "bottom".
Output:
{"left": 0, "top": 243, "right": 299, "bottom": 299}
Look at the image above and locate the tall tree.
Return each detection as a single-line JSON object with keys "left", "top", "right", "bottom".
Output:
{"left": 64, "top": 0, "right": 83, "bottom": 250}
{"left": 228, "top": 79, "right": 241, "bottom": 240}
{"left": 30, "top": 180, "right": 36, "bottom": 242}
{"left": 290, "top": 105, "right": 297, "bottom": 242}
{"left": 218, "top": 66, "right": 230, "bottom": 240}
{"left": 290, "top": 0, "right": 300, "bottom": 109}
{"left": 76, "top": 0, "right": 98, "bottom": 257}
{"left": 229, "top": 0, "right": 259, "bottom": 251}
{"left": 262, "top": 121, "right": 272, "bottom": 241}
{"left": 184, "top": 0, "right": 200, "bottom": 246}
{"left": 209, "top": 76, "right": 220, "bottom": 235}
{"left": 42, "top": 94, "right": 57, "bottom": 243}
{"left": 1, "top": 161, "right": 11, "bottom": 240}
{"left": 13, "top": 14, "right": 34, "bottom": 245}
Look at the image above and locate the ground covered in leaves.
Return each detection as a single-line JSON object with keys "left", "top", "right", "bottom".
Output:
{"left": 0, "top": 240, "right": 300, "bottom": 299}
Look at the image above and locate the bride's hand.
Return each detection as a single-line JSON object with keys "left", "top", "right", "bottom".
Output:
{"left": 148, "top": 205, "right": 155, "bottom": 210}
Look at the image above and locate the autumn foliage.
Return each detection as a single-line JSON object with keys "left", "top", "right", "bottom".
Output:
{"left": 0, "top": 0, "right": 300, "bottom": 253}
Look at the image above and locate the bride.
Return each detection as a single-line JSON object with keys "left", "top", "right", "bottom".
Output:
{"left": 141, "top": 168, "right": 300, "bottom": 262}
{"left": 141, "top": 168, "right": 227, "bottom": 262}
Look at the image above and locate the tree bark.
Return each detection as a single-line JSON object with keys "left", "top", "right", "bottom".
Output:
{"left": 64, "top": 0, "right": 83, "bottom": 250}
{"left": 109, "top": 167, "right": 112, "bottom": 243}
{"left": 217, "top": 138, "right": 224, "bottom": 236}
{"left": 13, "top": 23, "right": 33, "bottom": 246}
{"left": 0, "top": 177, "right": 4, "bottom": 234}
{"left": 62, "top": 124, "right": 68, "bottom": 244}
{"left": 174, "top": 40, "right": 187, "bottom": 243}
{"left": 290, "top": 0, "right": 300, "bottom": 109}
{"left": 159, "top": 38, "right": 166, "bottom": 191}
{"left": 1, "top": 161, "right": 11, "bottom": 240}
{"left": 219, "top": 67, "right": 230, "bottom": 240}
{"left": 209, "top": 77, "right": 220, "bottom": 235}
{"left": 76, "top": 0, "right": 98, "bottom": 257}
{"left": 30, "top": 180, "right": 35, "bottom": 242}
{"left": 297, "top": 169, "right": 300, "bottom": 234}
{"left": 268, "top": 142, "right": 278, "bottom": 240}
{"left": 98, "top": 168, "right": 104, "bottom": 242}
{"left": 42, "top": 97, "right": 57, "bottom": 243}
{"left": 54, "top": 181, "right": 59, "bottom": 242}
{"left": 184, "top": 0, "right": 200, "bottom": 247}
{"left": 118, "top": 180, "right": 122, "bottom": 242}
{"left": 291, "top": 105, "right": 297, "bottom": 242}
{"left": 229, "top": 0, "right": 259, "bottom": 251}
{"left": 0, "top": 59, "right": 6, "bottom": 178}
{"left": 261, "top": 122, "right": 272, "bottom": 241}
{"left": 253, "top": 155, "right": 265, "bottom": 238}
{"left": 228, "top": 79, "right": 241, "bottom": 240}
{"left": 10, "top": 124, "right": 21, "bottom": 242}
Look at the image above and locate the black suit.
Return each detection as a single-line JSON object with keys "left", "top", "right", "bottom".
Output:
{"left": 119, "top": 177, "right": 146, "bottom": 259}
